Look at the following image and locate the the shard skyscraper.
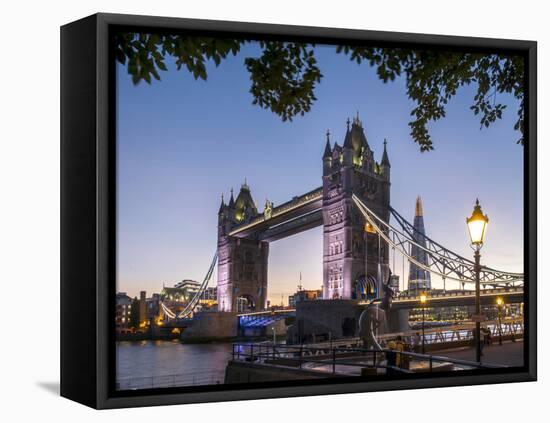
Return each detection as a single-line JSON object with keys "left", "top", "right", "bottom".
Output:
{"left": 408, "top": 196, "right": 432, "bottom": 293}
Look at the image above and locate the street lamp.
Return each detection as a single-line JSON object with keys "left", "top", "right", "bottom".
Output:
{"left": 466, "top": 198, "right": 489, "bottom": 362}
{"left": 420, "top": 293, "right": 427, "bottom": 354}
{"left": 496, "top": 297, "right": 504, "bottom": 346}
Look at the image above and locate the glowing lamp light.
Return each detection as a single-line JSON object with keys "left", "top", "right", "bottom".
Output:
{"left": 496, "top": 297, "right": 503, "bottom": 306}
{"left": 466, "top": 199, "right": 489, "bottom": 247}
{"left": 420, "top": 294, "right": 427, "bottom": 304}
{"left": 365, "top": 222, "right": 376, "bottom": 234}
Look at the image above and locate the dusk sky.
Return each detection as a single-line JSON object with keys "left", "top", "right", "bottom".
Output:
{"left": 116, "top": 41, "right": 523, "bottom": 304}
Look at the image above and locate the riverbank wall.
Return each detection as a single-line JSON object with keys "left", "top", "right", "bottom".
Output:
{"left": 180, "top": 311, "right": 239, "bottom": 342}
{"left": 224, "top": 360, "right": 337, "bottom": 384}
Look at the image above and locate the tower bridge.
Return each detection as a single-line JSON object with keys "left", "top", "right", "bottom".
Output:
{"left": 217, "top": 115, "right": 391, "bottom": 313}
{"left": 160, "top": 113, "right": 523, "bottom": 336}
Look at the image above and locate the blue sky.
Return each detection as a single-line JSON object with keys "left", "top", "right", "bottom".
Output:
{"left": 116, "top": 41, "right": 523, "bottom": 303}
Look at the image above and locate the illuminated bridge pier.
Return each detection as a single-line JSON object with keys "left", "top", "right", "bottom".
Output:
{"left": 237, "top": 309, "right": 296, "bottom": 338}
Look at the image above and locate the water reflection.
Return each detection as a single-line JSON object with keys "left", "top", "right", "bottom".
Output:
{"left": 116, "top": 340, "right": 233, "bottom": 390}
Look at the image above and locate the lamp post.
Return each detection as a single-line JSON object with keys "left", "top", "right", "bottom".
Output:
{"left": 496, "top": 297, "right": 504, "bottom": 346}
{"left": 420, "top": 293, "right": 427, "bottom": 354}
{"left": 466, "top": 199, "right": 489, "bottom": 363}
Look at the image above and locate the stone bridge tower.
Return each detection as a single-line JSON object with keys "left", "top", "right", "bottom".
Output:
{"left": 322, "top": 114, "right": 391, "bottom": 300}
{"left": 217, "top": 183, "right": 269, "bottom": 312}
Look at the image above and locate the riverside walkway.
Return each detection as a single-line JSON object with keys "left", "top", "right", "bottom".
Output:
{"left": 441, "top": 340, "right": 524, "bottom": 367}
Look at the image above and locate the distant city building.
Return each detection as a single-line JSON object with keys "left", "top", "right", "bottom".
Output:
{"left": 146, "top": 293, "right": 160, "bottom": 318}
{"left": 139, "top": 291, "right": 147, "bottom": 325}
{"left": 162, "top": 279, "right": 200, "bottom": 302}
{"left": 288, "top": 295, "right": 294, "bottom": 308}
{"left": 408, "top": 196, "right": 432, "bottom": 292}
{"left": 160, "top": 280, "right": 217, "bottom": 313}
{"left": 115, "top": 292, "right": 132, "bottom": 329}
{"left": 200, "top": 286, "right": 217, "bottom": 301}
{"left": 174, "top": 279, "right": 201, "bottom": 290}
{"left": 288, "top": 289, "right": 323, "bottom": 308}
{"left": 200, "top": 286, "right": 217, "bottom": 307}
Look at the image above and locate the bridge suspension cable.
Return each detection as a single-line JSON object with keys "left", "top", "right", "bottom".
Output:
{"left": 352, "top": 195, "right": 523, "bottom": 287}
{"left": 160, "top": 251, "right": 218, "bottom": 320}
{"left": 160, "top": 301, "right": 176, "bottom": 319}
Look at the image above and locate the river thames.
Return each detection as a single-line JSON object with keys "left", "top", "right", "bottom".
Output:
{"left": 116, "top": 340, "right": 233, "bottom": 390}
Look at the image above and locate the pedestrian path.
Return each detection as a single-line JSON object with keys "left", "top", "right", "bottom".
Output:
{"left": 438, "top": 340, "right": 523, "bottom": 366}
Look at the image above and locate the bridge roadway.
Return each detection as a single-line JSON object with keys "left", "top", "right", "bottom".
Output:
{"left": 238, "top": 308, "right": 296, "bottom": 328}
{"left": 229, "top": 187, "right": 322, "bottom": 242}
{"left": 238, "top": 286, "right": 524, "bottom": 322}
{"left": 387, "top": 286, "right": 524, "bottom": 309}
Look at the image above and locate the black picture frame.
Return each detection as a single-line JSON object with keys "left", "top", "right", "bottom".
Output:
{"left": 61, "top": 12, "right": 537, "bottom": 409}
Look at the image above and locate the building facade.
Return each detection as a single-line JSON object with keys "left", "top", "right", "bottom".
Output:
{"left": 288, "top": 289, "right": 323, "bottom": 308}
{"left": 139, "top": 291, "right": 147, "bottom": 326}
{"left": 146, "top": 293, "right": 160, "bottom": 319}
{"left": 115, "top": 292, "right": 132, "bottom": 329}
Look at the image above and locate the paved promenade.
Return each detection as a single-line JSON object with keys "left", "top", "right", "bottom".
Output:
{"left": 438, "top": 340, "right": 524, "bottom": 367}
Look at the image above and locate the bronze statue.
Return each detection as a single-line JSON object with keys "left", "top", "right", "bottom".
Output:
{"left": 358, "top": 271, "right": 395, "bottom": 350}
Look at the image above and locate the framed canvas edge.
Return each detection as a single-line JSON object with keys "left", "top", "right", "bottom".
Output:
{"left": 81, "top": 12, "right": 537, "bottom": 409}
{"left": 98, "top": 371, "right": 536, "bottom": 410}
{"left": 60, "top": 14, "right": 100, "bottom": 409}
{"left": 525, "top": 42, "right": 537, "bottom": 382}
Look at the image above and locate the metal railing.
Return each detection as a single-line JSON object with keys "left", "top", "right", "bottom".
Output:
{"left": 295, "top": 319, "right": 523, "bottom": 352}
{"left": 116, "top": 369, "right": 224, "bottom": 390}
{"left": 376, "top": 318, "right": 523, "bottom": 347}
{"left": 231, "top": 343, "right": 501, "bottom": 376}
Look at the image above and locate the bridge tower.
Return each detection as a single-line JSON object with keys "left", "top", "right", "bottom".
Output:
{"left": 217, "top": 183, "right": 269, "bottom": 312}
{"left": 322, "top": 114, "right": 391, "bottom": 300}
